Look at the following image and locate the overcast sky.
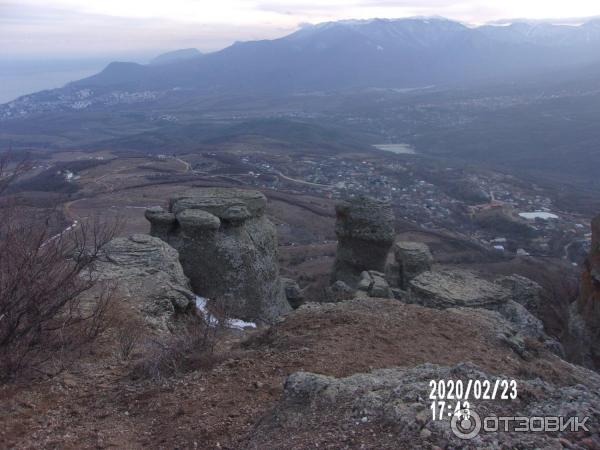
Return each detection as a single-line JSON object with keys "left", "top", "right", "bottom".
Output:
{"left": 3, "top": 0, "right": 600, "bottom": 59}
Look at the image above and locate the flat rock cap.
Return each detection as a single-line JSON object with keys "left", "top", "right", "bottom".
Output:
{"left": 169, "top": 188, "right": 267, "bottom": 221}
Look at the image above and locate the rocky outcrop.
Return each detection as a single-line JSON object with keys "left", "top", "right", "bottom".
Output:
{"left": 247, "top": 362, "right": 600, "bottom": 449}
{"left": 573, "top": 214, "right": 600, "bottom": 368}
{"left": 408, "top": 269, "right": 562, "bottom": 354}
{"left": 579, "top": 215, "right": 600, "bottom": 322}
{"left": 146, "top": 188, "right": 290, "bottom": 324}
{"left": 497, "top": 274, "right": 545, "bottom": 315}
{"left": 331, "top": 196, "right": 395, "bottom": 287}
{"left": 95, "top": 234, "right": 196, "bottom": 332}
{"left": 408, "top": 269, "right": 510, "bottom": 309}
{"left": 394, "top": 241, "right": 433, "bottom": 289}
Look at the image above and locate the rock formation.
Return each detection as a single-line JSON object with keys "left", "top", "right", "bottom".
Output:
{"left": 394, "top": 241, "right": 433, "bottom": 289}
{"left": 247, "top": 362, "right": 600, "bottom": 449}
{"left": 408, "top": 269, "right": 510, "bottom": 309}
{"left": 408, "top": 269, "right": 562, "bottom": 354}
{"left": 357, "top": 270, "right": 392, "bottom": 298}
{"left": 572, "top": 214, "right": 600, "bottom": 367}
{"left": 331, "top": 196, "right": 395, "bottom": 287}
{"left": 579, "top": 214, "right": 600, "bottom": 324}
{"left": 95, "top": 234, "right": 196, "bottom": 332}
{"left": 145, "top": 188, "right": 290, "bottom": 324}
{"left": 497, "top": 274, "right": 545, "bottom": 315}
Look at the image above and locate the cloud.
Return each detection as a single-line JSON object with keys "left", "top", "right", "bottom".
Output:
{"left": 0, "top": 1, "right": 295, "bottom": 58}
{"left": 3, "top": 0, "right": 600, "bottom": 58}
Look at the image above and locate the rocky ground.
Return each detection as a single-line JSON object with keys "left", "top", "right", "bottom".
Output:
{"left": 1, "top": 298, "right": 598, "bottom": 449}
{"left": 2, "top": 190, "right": 600, "bottom": 449}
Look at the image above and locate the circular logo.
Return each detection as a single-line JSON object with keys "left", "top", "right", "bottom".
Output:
{"left": 451, "top": 409, "right": 481, "bottom": 440}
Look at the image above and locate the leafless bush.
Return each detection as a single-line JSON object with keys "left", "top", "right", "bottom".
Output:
{"left": 0, "top": 149, "right": 32, "bottom": 196}
{"left": 132, "top": 324, "right": 218, "bottom": 380}
{"left": 115, "top": 325, "right": 141, "bottom": 362}
{"left": 111, "top": 309, "right": 145, "bottom": 362}
{"left": 132, "top": 297, "right": 233, "bottom": 380}
{"left": 0, "top": 151, "right": 121, "bottom": 382}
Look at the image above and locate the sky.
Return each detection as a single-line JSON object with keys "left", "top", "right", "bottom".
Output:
{"left": 3, "top": 0, "right": 600, "bottom": 59}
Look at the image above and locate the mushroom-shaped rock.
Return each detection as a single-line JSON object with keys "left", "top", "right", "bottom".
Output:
{"left": 331, "top": 196, "right": 395, "bottom": 287}
{"left": 176, "top": 209, "right": 221, "bottom": 232}
{"left": 145, "top": 206, "right": 176, "bottom": 236}
{"left": 145, "top": 188, "right": 290, "bottom": 324}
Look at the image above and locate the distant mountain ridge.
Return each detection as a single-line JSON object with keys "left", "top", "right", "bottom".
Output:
{"left": 149, "top": 48, "right": 203, "bottom": 65}
{"left": 61, "top": 17, "right": 600, "bottom": 95}
{"left": 4, "top": 16, "right": 600, "bottom": 120}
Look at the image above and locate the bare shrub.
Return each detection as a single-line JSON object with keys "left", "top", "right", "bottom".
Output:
{"left": 111, "top": 307, "right": 146, "bottom": 362}
{"left": 132, "top": 297, "right": 234, "bottom": 380}
{"left": 0, "top": 151, "right": 121, "bottom": 382}
{"left": 132, "top": 324, "right": 217, "bottom": 380}
{"left": 115, "top": 324, "right": 141, "bottom": 362}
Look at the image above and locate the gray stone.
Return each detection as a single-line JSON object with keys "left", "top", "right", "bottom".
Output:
{"left": 391, "top": 288, "right": 406, "bottom": 300}
{"left": 176, "top": 209, "right": 221, "bottom": 231}
{"left": 246, "top": 362, "right": 600, "bottom": 449}
{"left": 331, "top": 196, "right": 395, "bottom": 287}
{"left": 409, "top": 269, "right": 510, "bottom": 309}
{"left": 368, "top": 271, "right": 392, "bottom": 298}
{"left": 281, "top": 277, "right": 304, "bottom": 309}
{"left": 357, "top": 271, "right": 373, "bottom": 292}
{"left": 326, "top": 280, "right": 354, "bottom": 302}
{"left": 394, "top": 241, "right": 433, "bottom": 289}
{"left": 95, "top": 234, "right": 196, "bottom": 332}
{"left": 144, "top": 206, "right": 176, "bottom": 236}
{"left": 497, "top": 274, "right": 545, "bottom": 314}
{"left": 146, "top": 188, "right": 290, "bottom": 324}
{"left": 408, "top": 269, "right": 561, "bottom": 354}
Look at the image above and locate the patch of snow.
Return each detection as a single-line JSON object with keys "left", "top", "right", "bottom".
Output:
{"left": 195, "top": 296, "right": 256, "bottom": 330}
{"left": 519, "top": 211, "right": 559, "bottom": 220}
{"left": 63, "top": 170, "right": 80, "bottom": 182}
{"left": 493, "top": 245, "right": 505, "bottom": 251}
{"left": 226, "top": 318, "right": 258, "bottom": 330}
{"left": 42, "top": 220, "right": 79, "bottom": 246}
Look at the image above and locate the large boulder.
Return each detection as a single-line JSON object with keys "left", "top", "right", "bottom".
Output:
{"left": 497, "top": 274, "right": 545, "bottom": 315}
{"left": 95, "top": 234, "right": 196, "bottom": 332}
{"left": 408, "top": 269, "right": 510, "bottom": 309}
{"left": 281, "top": 277, "right": 304, "bottom": 309}
{"left": 394, "top": 241, "right": 433, "bottom": 289}
{"left": 408, "top": 269, "right": 562, "bottom": 354}
{"left": 331, "top": 196, "right": 395, "bottom": 287}
{"left": 146, "top": 188, "right": 290, "bottom": 324}
{"left": 357, "top": 270, "right": 393, "bottom": 298}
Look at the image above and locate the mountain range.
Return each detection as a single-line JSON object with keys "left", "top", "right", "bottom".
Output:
{"left": 3, "top": 17, "right": 600, "bottom": 113}
{"left": 67, "top": 17, "right": 600, "bottom": 93}
{"left": 3, "top": 16, "right": 600, "bottom": 192}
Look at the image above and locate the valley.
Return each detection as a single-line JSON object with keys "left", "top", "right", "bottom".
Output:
{"left": 18, "top": 138, "right": 591, "bottom": 303}
{"left": 3, "top": 13, "right": 600, "bottom": 449}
